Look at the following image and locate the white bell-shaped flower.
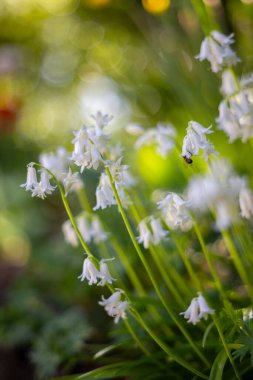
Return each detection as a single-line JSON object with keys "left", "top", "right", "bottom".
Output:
{"left": 180, "top": 298, "right": 200, "bottom": 325}
{"left": 62, "top": 220, "right": 78, "bottom": 247}
{"left": 78, "top": 257, "right": 100, "bottom": 285}
{"left": 197, "top": 293, "right": 215, "bottom": 320}
{"left": 97, "top": 259, "right": 116, "bottom": 286}
{"left": 21, "top": 163, "right": 38, "bottom": 191}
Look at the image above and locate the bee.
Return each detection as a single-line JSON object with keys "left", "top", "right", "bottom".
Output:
{"left": 182, "top": 155, "right": 193, "bottom": 164}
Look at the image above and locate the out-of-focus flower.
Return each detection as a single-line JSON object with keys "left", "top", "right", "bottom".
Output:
{"left": 181, "top": 121, "right": 217, "bottom": 161}
{"left": 158, "top": 193, "right": 193, "bottom": 232}
{"left": 239, "top": 186, "right": 253, "bottom": 219}
{"left": 62, "top": 220, "right": 79, "bottom": 247}
{"left": 99, "top": 290, "right": 128, "bottom": 323}
{"left": 180, "top": 293, "right": 215, "bottom": 325}
{"left": 135, "top": 123, "right": 176, "bottom": 158}
{"left": 187, "top": 159, "right": 249, "bottom": 230}
{"left": 62, "top": 168, "right": 83, "bottom": 196}
{"left": 39, "top": 147, "right": 69, "bottom": 181}
{"left": 217, "top": 72, "right": 253, "bottom": 143}
{"left": 196, "top": 30, "right": 239, "bottom": 73}
{"left": 91, "top": 110, "right": 113, "bottom": 128}
{"left": 137, "top": 216, "right": 168, "bottom": 248}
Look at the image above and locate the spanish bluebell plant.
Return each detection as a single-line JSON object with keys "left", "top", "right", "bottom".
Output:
{"left": 21, "top": 18, "right": 253, "bottom": 380}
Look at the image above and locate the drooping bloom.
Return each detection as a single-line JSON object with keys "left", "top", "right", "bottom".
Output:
{"left": 78, "top": 257, "right": 100, "bottom": 285}
{"left": 181, "top": 121, "right": 217, "bottom": 162}
{"left": 135, "top": 123, "right": 176, "bottom": 158}
{"left": 21, "top": 163, "right": 56, "bottom": 199}
{"left": 97, "top": 259, "right": 116, "bottom": 286}
{"left": 20, "top": 163, "right": 38, "bottom": 191}
{"left": 180, "top": 293, "right": 215, "bottom": 325}
{"left": 157, "top": 193, "right": 193, "bottom": 232}
{"left": 196, "top": 30, "right": 239, "bottom": 73}
{"left": 91, "top": 110, "right": 113, "bottom": 129}
{"left": 99, "top": 290, "right": 129, "bottom": 323}
{"left": 137, "top": 216, "right": 168, "bottom": 249}
{"left": 31, "top": 170, "right": 56, "bottom": 199}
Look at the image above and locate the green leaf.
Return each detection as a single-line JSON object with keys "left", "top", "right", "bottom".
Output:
{"left": 202, "top": 321, "right": 214, "bottom": 348}
{"left": 209, "top": 350, "right": 228, "bottom": 380}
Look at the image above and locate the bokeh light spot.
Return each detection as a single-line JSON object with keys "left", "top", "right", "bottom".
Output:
{"left": 142, "top": 0, "right": 170, "bottom": 14}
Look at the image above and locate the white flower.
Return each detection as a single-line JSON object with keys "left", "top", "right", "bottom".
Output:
{"left": 239, "top": 186, "right": 253, "bottom": 219}
{"left": 78, "top": 257, "right": 100, "bottom": 285}
{"left": 94, "top": 172, "right": 116, "bottom": 210}
{"left": 220, "top": 69, "right": 238, "bottom": 96}
{"left": 158, "top": 193, "right": 193, "bottom": 232}
{"left": 197, "top": 293, "right": 215, "bottom": 320}
{"left": 137, "top": 216, "right": 168, "bottom": 249}
{"left": 91, "top": 217, "right": 108, "bottom": 243}
{"left": 97, "top": 258, "right": 116, "bottom": 286}
{"left": 62, "top": 168, "right": 83, "bottom": 196}
{"left": 94, "top": 159, "right": 132, "bottom": 210}
{"left": 77, "top": 215, "right": 93, "bottom": 243}
{"left": 181, "top": 121, "right": 217, "bottom": 161}
{"left": 180, "top": 293, "right": 215, "bottom": 325}
{"left": 20, "top": 163, "right": 38, "bottom": 191}
{"left": 180, "top": 297, "right": 201, "bottom": 325}
{"left": 71, "top": 123, "right": 108, "bottom": 172}
{"left": 217, "top": 75, "right": 253, "bottom": 143}
{"left": 62, "top": 220, "right": 78, "bottom": 247}
{"left": 99, "top": 290, "right": 128, "bottom": 323}
{"left": 135, "top": 123, "right": 176, "bottom": 158}
{"left": 90, "top": 110, "right": 113, "bottom": 128}
{"left": 196, "top": 30, "right": 239, "bottom": 73}
{"left": 31, "top": 170, "right": 56, "bottom": 199}
{"left": 39, "top": 147, "right": 69, "bottom": 181}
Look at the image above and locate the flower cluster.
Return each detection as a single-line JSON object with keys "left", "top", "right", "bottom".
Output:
{"left": 196, "top": 30, "right": 239, "bottom": 73}
{"left": 180, "top": 293, "right": 215, "bottom": 325}
{"left": 78, "top": 257, "right": 115, "bottom": 287}
{"left": 40, "top": 148, "right": 83, "bottom": 196}
{"left": 181, "top": 121, "right": 217, "bottom": 162}
{"left": 71, "top": 111, "right": 112, "bottom": 172}
{"left": 20, "top": 163, "right": 56, "bottom": 199}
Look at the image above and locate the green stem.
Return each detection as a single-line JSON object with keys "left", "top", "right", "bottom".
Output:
{"left": 106, "top": 166, "right": 210, "bottom": 366}
{"left": 171, "top": 231, "right": 203, "bottom": 291}
{"left": 193, "top": 222, "right": 226, "bottom": 299}
{"left": 191, "top": 0, "right": 219, "bottom": 34}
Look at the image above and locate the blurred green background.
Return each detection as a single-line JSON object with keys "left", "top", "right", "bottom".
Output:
{"left": 1, "top": 0, "right": 253, "bottom": 378}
